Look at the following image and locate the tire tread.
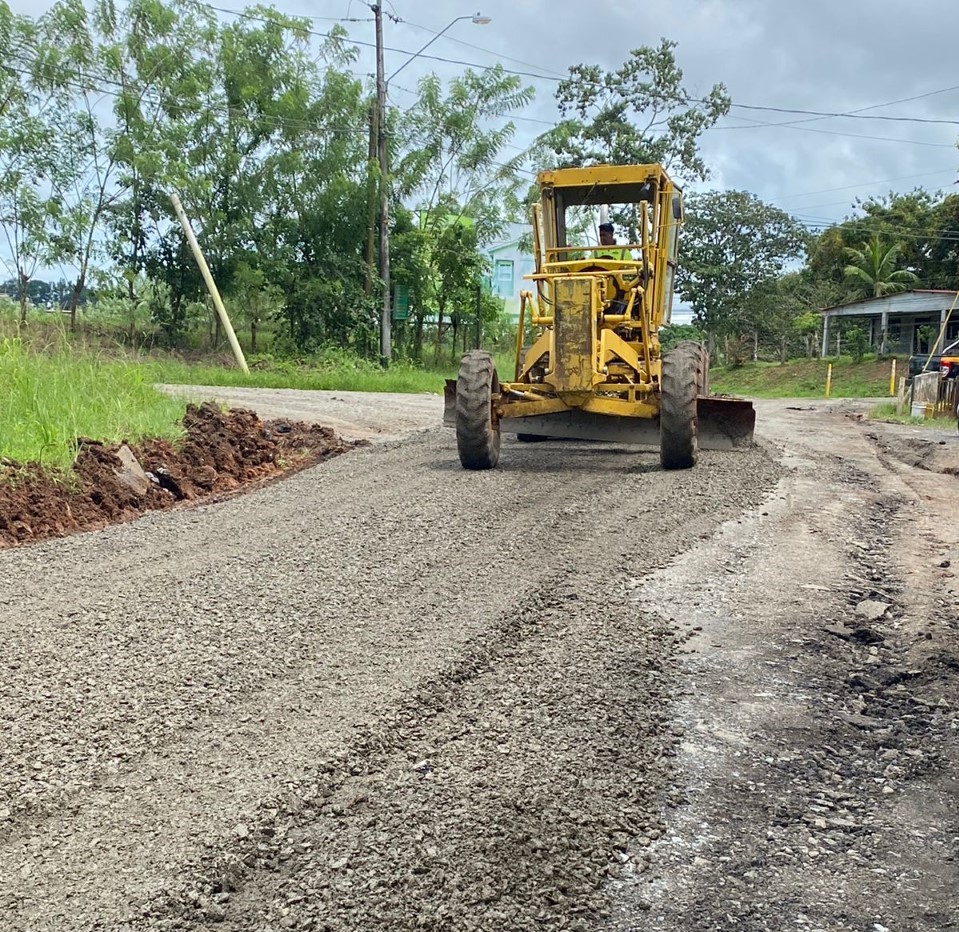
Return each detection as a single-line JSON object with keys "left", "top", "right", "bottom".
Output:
{"left": 456, "top": 351, "right": 501, "bottom": 469}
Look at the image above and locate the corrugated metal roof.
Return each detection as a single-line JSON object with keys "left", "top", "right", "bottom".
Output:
{"left": 820, "top": 289, "right": 959, "bottom": 316}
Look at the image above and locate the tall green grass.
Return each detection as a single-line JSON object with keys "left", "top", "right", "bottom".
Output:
{"left": 0, "top": 339, "right": 187, "bottom": 471}
{"left": 144, "top": 344, "right": 459, "bottom": 394}
{"left": 710, "top": 356, "right": 898, "bottom": 399}
{"left": 868, "top": 402, "right": 926, "bottom": 425}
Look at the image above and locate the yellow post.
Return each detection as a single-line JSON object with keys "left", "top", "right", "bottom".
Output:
{"left": 825, "top": 363, "right": 833, "bottom": 399}
{"left": 889, "top": 358, "right": 897, "bottom": 396}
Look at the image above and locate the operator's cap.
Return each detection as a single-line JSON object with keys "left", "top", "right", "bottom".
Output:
{"left": 599, "top": 222, "right": 614, "bottom": 233}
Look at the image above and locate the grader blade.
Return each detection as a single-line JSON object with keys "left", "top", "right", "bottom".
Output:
{"left": 696, "top": 396, "right": 756, "bottom": 451}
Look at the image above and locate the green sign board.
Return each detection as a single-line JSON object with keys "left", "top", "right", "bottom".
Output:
{"left": 393, "top": 283, "right": 410, "bottom": 321}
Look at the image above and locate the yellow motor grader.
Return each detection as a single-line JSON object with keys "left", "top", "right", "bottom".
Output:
{"left": 444, "top": 163, "right": 755, "bottom": 469}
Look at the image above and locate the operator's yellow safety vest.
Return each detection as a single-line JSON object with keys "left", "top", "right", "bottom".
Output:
{"left": 598, "top": 247, "right": 631, "bottom": 261}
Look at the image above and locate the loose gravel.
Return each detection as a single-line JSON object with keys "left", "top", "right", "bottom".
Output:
{"left": 0, "top": 426, "right": 780, "bottom": 931}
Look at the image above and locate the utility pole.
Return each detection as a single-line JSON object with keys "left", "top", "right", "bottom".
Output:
{"left": 364, "top": 98, "right": 378, "bottom": 296}
{"left": 373, "top": 4, "right": 391, "bottom": 368}
{"left": 370, "top": 9, "right": 490, "bottom": 367}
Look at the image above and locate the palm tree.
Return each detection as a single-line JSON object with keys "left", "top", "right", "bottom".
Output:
{"left": 843, "top": 237, "right": 919, "bottom": 298}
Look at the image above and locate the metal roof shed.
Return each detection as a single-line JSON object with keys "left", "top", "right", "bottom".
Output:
{"left": 819, "top": 290, "right": 959, "bottom": 356}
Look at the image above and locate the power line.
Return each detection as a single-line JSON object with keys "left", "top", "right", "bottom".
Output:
{"left": 20, "top": 0, "right": 959, "bottom": 171}
{"left": 348, "top": 12, "right": 959, "bottom": 137}
{"left": 777, "top": 168, "right": 959, "bottom": 201}
{"left": 204, "top": 4, "right": 373, "bottom": 24}
{"left": 1, "top": 61, "right": 372, "bottom": 138}
{"left": 788, "top": 215, "right": 959, "bottom": 244}
{"left": 716, "top": 113, "right": 958, "bottom": 148}
{"left": 721, "top": 84, "right": 959, "bottom": 127}
{"left": 389, "top": 82, "right": 556, "bottom": 126}
{"left": 398, "top": 17, "right": 568, "bottom": 80}
{"left": 167, "top": 2, "right": 959, "bottom": 156}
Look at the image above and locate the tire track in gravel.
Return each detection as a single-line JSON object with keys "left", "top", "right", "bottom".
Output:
{"left": 120, "top": 443, "right": 780, "bottom": 932}
{"left": 0, "top": 429, "right": 780, "bottom": 931}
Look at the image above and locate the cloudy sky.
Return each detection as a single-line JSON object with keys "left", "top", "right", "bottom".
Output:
{"left": 8, "top": 0, "right": 959, "bottom": 232}
{"left": 312, "top": 0, "right": 959, "bottom": 233}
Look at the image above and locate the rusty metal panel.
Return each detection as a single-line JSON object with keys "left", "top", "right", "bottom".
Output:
{"left": 552, "top": 278, "right": 594, "bottom": 393}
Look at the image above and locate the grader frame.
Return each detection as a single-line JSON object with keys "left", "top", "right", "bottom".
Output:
{"left": 445, "top": 163, "right": 755, "bottom": 470}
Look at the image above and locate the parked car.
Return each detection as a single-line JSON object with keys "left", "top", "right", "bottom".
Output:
{"left": 909, "top": 338, "right": 959, "bottom": 378}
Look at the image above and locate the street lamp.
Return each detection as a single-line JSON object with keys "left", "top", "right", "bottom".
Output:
{"left": 388, "top": 14, "right": 492, "bottom": 83}
{"left": 372, "top": 8, "right": 491, "bottom": 367}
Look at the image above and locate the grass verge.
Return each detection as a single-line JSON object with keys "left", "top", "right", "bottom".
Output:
{"left": 1, "top": 340, "right": 186, "bottom": 471}
{"left": 710, "top": 356, "right": 900, "bottom": 399}
{"left": 868, "top": 402, "right": 955, "bottom": 428}
{"left": 144, "top": 356, "right": 453, "bottom": 394}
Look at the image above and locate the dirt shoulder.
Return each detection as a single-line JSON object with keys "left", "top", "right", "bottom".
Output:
{"left": 0, "top": 402, "right": 360, "bottom": 550}
{"left": 604, "top": 399, "right": 959, "bottom": 931}
{"left": 156, "top": 384, "right": 444, "bottom": 443}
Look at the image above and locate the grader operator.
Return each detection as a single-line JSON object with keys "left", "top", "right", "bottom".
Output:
{"left": 443, "top": 163, "right": 755, "bottom": 469}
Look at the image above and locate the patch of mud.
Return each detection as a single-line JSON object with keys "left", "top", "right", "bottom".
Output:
{"left": 602, "top": 451, "right": 959, "bottom": 930}
{"left": 0, "top": 402, "right": 360, "bottom": 549}
{"left": 864, "top": 429, "right": 959, "bottom": 476}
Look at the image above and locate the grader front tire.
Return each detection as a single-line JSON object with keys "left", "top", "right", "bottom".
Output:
{"left": 675, "top": 340, "right": 710, "bottom": 396}
{"left": 660, "top": 342, "right": 704, "bottom": 470}
{"left": 456, "top": 351, "right": 501, "bottom": 470}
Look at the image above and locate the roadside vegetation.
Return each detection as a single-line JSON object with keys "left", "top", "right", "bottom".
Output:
{"left": 0, "top": 339, "right": 185, "bottom": 471}
{"left": 710, "top": 356, "right": 898, "bottom": 399}
{"left": 867, "top": 403, "right": 928, "bottom": 426}
{"left": 145, "top": 353, "right": 450, "bottom": 395}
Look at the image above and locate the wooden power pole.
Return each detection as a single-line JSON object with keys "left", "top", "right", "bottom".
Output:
{"left": 373, "top": 5, "right": 391, "bottom": 368}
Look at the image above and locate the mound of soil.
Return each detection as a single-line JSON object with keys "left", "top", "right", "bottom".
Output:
{"left": 0, "top": 402, "right": 361, "bottom": 550}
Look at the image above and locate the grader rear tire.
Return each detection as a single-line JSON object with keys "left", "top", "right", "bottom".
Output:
{"left": 660, "top": 342, "right": 704, "bottom": 470}
{"left": 456, "top": 350, "right": 501, "bottom": 470}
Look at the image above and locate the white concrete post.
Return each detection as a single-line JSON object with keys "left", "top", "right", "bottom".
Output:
{"left": 170, "top": 193, "right": 249, "bottom": 374}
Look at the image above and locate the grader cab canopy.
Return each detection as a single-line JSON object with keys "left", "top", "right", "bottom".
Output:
{"left": 444, "top": 163, "right": 755, "bottom": 469}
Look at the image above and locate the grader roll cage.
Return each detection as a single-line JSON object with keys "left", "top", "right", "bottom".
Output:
{"left": 444, "top": 163, "right": 755, "bottom": 470}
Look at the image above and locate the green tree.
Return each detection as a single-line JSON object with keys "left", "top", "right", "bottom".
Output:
{"left": 844, "top": 325, "right": 868, "bottom": 362}
{"left": 393, "top": 66, "right": 533, "bottom": 361}
{"left": 230, "top": 261, "right": 283, "bottom": 354}
{"left": 660, "top": 322, "right": 706, "bottom": 351}
{"left": 542, "top": 39, "right": 730, "bottom": 181}
{"left": 843, "top": 237, "right": 918, "bottom": 298}
{"left": 804, "top": 188, "right": 959, "bottom": 297}
{"left": 96, "top": 0, "right": 220, "bottom": 323}
{"left": 262, "top": 33, "right": 376, "bottom": 353}
{"left": 677, "top": 190, "right": 808, "bottom": 343}
{"left": 0, "top": 7, "right": 78, "bottom": 324}
{"left": 34, "top": 0, "right": 120, "bottom": 332}
{"left": 926, "top": 194, "right": 959, "bottom": 290}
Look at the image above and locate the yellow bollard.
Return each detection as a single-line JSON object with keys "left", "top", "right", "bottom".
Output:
{"left": 826, "top": 362, "right": 833, "bottom": 399}
{"left": 889, "top": 358, "right": 897, "bottom": 397}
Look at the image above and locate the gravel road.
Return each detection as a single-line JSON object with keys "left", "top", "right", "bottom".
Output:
{"left": 2, "top": 390, "right": 957, "bottom": 930}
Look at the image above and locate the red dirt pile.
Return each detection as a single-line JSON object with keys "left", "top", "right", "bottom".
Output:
{"left": 0, "top": 402, "right": 361, "bottom": 549}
